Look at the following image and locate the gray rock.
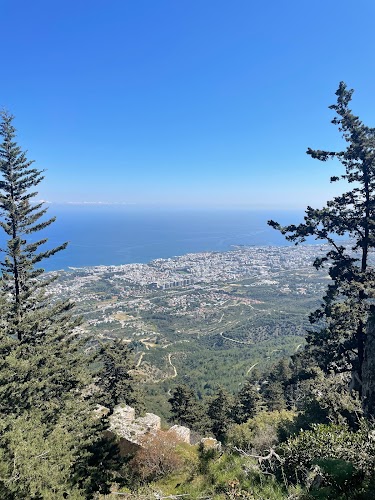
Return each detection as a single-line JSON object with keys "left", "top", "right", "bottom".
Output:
{"left": 136, "top": 412, "right": 161, "bottom": 432}
{"left": 168, "top": 425, "right": 191, "bottom": 444}
{"left": 109, "top": 405, "right": 160, "bottom": 445}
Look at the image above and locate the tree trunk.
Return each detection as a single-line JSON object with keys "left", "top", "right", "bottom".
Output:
{"left": 362, "top": 308, "right": 375, "bottom": 418}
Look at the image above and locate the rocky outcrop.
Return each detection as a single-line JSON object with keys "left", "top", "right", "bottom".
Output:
{"left": 168, "top": 425, "right": 191, "bottom": 443}
{"left": 105, "top": 404, "right": 223, "bottom": 458}
{"left": 109, "top": 405, "right": 161, "bottom": 445}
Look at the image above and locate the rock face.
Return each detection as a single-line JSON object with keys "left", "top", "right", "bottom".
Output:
{"left": 109, "top": 405, "right": 161, "bottom": 445}
{"left": 168, "top": 425, "right": 191, "bottom": 444}
{"left": 108, "top": 405, "right": 192, "bottom": 455}
{"left": 136, "top": 413, "right": 162, "bottom": 434}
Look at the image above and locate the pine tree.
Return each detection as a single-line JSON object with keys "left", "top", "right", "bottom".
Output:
{"left": 169, "top": 384, "right": 208, "bottom": 431}
{"left": 272, "top": 358, "right": 293, "bottom": 385}
{"left": 0, "top": 112, "right": 120, "bottom": 496}
{"left": 0, "top": 111, "right": 75, "bottom": 342}
{"left": 97, "top": 339, "right": 143, "bottom": 414}
{"left": 234, "top": 379, "right": 262, "bottom": 424}
{"left": 268, "top": 82, "right": 375, "bottom": 403}
{"left": 262, "top": 381, "right": 286, "bottom": 412}
{"left": 207, "top": 387, "right": 234, "bottom": 441}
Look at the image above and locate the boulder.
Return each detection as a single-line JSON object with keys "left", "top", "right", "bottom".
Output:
{"left": 168, "top": 425, "right": 191, "bottom": 444}
{"left": 136, "top": 412, "right": 161, "bottom": 433}
{"left": 109, "top": 406, "right": 160, "bottom": 445}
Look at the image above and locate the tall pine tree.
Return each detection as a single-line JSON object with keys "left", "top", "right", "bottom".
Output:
{"left": 0, "top": 111, "right": 76, "bottom": 342}
{"left": 97, "top": 339, "right": 143, "bottom": 414}
{"left": 234, "top": 379, "right": 263, "bottom": 424}
{"left": 207, "top": 387, "right": 234, "bottom": 441}
{"left": 268, "top": 83, "right": 375, "bottom": 405}
{"left": 169, "top": 384, "right": 208, "bottom": 432}
{"left": 0, "top": 112, "right": 120, "bottom": 497}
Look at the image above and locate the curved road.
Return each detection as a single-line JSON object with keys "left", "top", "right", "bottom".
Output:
{"left": 219, "top": 331, "right": 254, "bottom": 345}
{"left": 168, "top": 353, "right": 177, "bottom": 378}
{"left": 136, "top": 352, "right": 145, "bottom": 368}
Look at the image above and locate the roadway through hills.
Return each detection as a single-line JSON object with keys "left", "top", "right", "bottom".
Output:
{"left": 167, "top": 353, "right": 177, "bottom": 378}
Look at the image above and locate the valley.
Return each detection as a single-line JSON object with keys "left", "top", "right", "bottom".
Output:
{"left": 48, "top": 244, "right": 333, "bottom": 417}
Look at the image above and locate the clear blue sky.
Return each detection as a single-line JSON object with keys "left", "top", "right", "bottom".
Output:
{"left": 2, "top": 0, "right": 375, "bottom": 208}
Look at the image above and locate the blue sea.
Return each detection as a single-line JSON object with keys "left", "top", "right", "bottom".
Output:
{"left": 3, "top": 206, "right": 307, "bottom": 271}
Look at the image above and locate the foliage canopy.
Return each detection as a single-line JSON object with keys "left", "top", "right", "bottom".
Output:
{"left": 269, "top": 83, "right": 375, "bottom": 406}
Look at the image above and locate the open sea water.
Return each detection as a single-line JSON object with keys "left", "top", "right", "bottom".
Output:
{"left": 1, "top": 206, "right": 306, "bottom": 271}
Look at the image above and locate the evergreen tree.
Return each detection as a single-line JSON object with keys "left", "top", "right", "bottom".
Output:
{"left": 207, "top": 387, "right": 234, "bottom": 441}
{"left": 0, "top": 112, "right": 120, "bottom": 496}
{"left": 268, "top": 83, "right": 375, "bottom": 403}
{"left": 0, "top": 111, "right": 76, "bottom": 342}
{"left": 97, "top": 339, "right": 143, "bottom": 414}
{"left": 169, "top": 384, "right": 208, "bottom": 431}
{"left": 262, "top": 381, "right": 286, "bottom": 412}
{"left": 0, "top": 328, "right": 87, "bottom": 421}
{"left": 234, "top": 379, "right": 263, "bottom": 424}
{"left": 272, "top": 358, "right": 293, "bottom": 385}
{"left": 0, "top": 401, "right": 120, "bottom": 499}
{"left": 0, "top": 111, "right": 85, "bottom": 421}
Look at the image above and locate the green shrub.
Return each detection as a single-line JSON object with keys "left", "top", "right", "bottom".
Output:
{"left": 293, "top": 370, "right": 363, "bottom": 430}
{"left": 278, "top": 421, "right": 375, "bottom": 497}
{"left": 227, "top": 410, "right": 297, "bottom": 453}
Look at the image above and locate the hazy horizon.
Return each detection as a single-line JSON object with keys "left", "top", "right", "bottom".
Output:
{"left": 37, "top": 197, "right": 343, "bottom": 211}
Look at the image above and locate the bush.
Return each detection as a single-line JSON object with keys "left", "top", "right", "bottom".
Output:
{"left": 278, "top": 421, "right": 375, "bottom": 496}
{"left": 292, "top": 370, "right": 363, "bottom": 430}
{"left": 227, "top": 410, "right": 296, "bottom": 453}
{"left": 128, "top": 430, "right": 183, "bottom": 483}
